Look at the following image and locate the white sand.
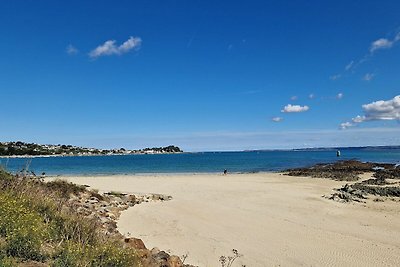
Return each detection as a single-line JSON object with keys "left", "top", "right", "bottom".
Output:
{"left": 57, "top": 173, "right": 400, "bottom": 267}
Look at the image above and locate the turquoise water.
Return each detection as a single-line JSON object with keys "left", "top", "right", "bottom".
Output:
{"left": 1, "top": 149, "right": 400, "bottom": 176}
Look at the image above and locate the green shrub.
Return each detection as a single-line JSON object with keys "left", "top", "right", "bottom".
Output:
{"left": 90, "top": 243, "right": 139, "bottom": 267}
{"left": 5, "top": 232, "right": 44, "bottom": 261}
{"left": 52, "top": 241, "right": 90, "bottom": 267}
{"left": 52, "top": 242, "right": 139, "bottom": 267}
{"left": 0, "top": 256, "right": 17, "bottom": 267}
{"left": 0, "top": 192, "right": 49, "bottom": 261}
{"left": 45, "top": 179, "right": 87, "bottom": 199}
{"left": 51, "top": 213, "right": 98, "bottom": 246}
{"left": 0, "top": 171, "right": 141, "bottom": 266}
{"left": 0, "top": 243, "right": 16, "bottom": 266}
{"left": 0, "top": 169, "right": 15, "bottom": 190}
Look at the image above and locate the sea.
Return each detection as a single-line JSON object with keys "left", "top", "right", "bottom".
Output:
{"left": 1, "top": 148, "right": 399, "bottom": 176}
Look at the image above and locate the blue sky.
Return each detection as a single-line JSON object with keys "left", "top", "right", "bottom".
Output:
{"left": 0, "top": 0, "right": 399, "bottom": 151}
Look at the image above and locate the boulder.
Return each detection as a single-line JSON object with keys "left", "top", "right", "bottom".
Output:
{"left": 168, "top": 255, "right": 183, "bottom": 267}
{"left": 152, "top": 194, "right": 161, "bottom": 201}
{"left": 124, "top": 237, "right": 147, "bottom": 250}
{"left": 136, "top": 249, "right": 153, "bottom": 267}
{"left": 150, "top": 247, "right": 160, "bottom": 255}
{"left": 127, "top": 194, "right": 136, "bottom": 203}
{"left": 88, "top": 199, "right": 98, "bottom": 204}
{"left": 153, "top": 250, "right": 170, "bottom": 265}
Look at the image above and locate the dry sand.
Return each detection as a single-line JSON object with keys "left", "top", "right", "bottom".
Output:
{"left": 59, "top": 173, "right": 400, "bottom": 267}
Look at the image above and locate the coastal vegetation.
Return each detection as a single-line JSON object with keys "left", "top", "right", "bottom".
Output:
{"left": 0, "top": 167, "right": 195, "bottom": 266}
{"left": 0, "top": 169, "right": 140, "bottom": 266}
{"left": 0, "top": 141, "right": 182, "bottom": 156}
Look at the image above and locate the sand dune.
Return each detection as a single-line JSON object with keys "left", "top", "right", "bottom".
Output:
{"left": 61, "top": 173, "right": 400, "bottom": 267}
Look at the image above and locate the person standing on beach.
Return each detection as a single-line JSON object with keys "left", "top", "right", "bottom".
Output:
{"left": 223, "top": 169, "right": 227, "bottom": 175}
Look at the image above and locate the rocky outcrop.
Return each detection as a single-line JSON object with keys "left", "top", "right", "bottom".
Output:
{"left": 286, "top": 160, "right": 400, "bottom": 203}
{"left": 307, "top": 162, "right": 400, "bottom": 203}
{"left": 67, "top": 191, "right": 172, "bottom": 236}
{"left": 373, "top": 167, "right": 400, "bottom": 180}
{"left": 286, "top": 160, "right": 395, "bottom": 181}
{"left": 123, "top": 238, "right": 187, "bottom": 267}
{"left": 125, "top": 237, "right": 147, "bottom": 250}
{"left": 64, "top": 189, "right": 196, "bottom": 266}
{"left": 328, "top": 184, "right": 368, "bottom": 203}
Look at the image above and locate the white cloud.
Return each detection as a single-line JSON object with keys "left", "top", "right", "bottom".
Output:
{"left": 340, "top": 95, "right": 400, "bottom": 129}
{"left": 66, "top": 44, "right": 78, "bottom": 55}
{"left": 271, "top": 117, "right": 283, "bottom": 122}
{"left": 362, "top": 95, "right": 400, "bottom": 121}
{"left": 336, "top": 31, "right": 400, "bottom": 76}
{"left": 89, "top": 36, "right": 142, "bottom": 58}
{"left": 336, "top": 93, "right": 343, "bottom": 99}
{"left": 370, "top": 38, "right": 393, "bottom": 53}
{"left": 330, "top": 74, "right": 341, "bottom": 80}
{"left": 281, "top": 104, "right": 309, "bottom": 113}
{"left": 309, "top": 93, "right": 315, "bottom": 99}
{"left": 362, "top": 73, "right": 375, "bottom": 81}
{"left": 340, "top": 122, "right": 354, "bottom": 130}
{"left": 352, "top": 115, "right": 366, "bottom": 123}
{"left": 345, "top": 60, "right": 354, "bottom": 71}
{"left": 290, "top": 96, "right": 298, "bottom": 101}
{"left": 395, "top": 32, "right": 400, "bottom": 42}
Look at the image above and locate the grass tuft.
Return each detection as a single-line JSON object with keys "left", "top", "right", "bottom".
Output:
{"left": 0, "top": 170, "right": 140, "bottom": 266}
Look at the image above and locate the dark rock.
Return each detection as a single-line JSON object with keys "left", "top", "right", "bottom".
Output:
{"left": 154, "top": 251, "right": 170, "bottom": 261}
{"left": 285, "top": 160, "right": 387, "bottom": 181}
{"left": 361, "top": 178, "right": 390, "bottom": 185}
{"left": 153, "top": 250, "right": 171, "bottom": 266}
{"left": 286, "top": 160, "right": 398, "bottom": 181}
{"left": 329, "top": 192, "right": 364, "bottom": 203}
{"left": 351, "top": 183, "right": 400, "bottom": 197}
{"left": 373, "top": 168, "right": 400, "bottom": 180}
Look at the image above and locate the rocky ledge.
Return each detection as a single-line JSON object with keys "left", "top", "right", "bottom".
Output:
{"left": 285, "top": 160, "right": 400, "bottom": 203}
{"left": 329, "top": 167, "right": 400, "bottom": 203}
{"left": 68, "top": 191, "right": 172, "bottom": 236}
{"left": 285, "top": 160, "right": 394, "bottom": 181}
{"left": 65, "top": 187, "right": 194, "bottom": 267}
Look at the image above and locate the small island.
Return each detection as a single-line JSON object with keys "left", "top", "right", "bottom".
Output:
{"left": 0, "top": 141, "right": 183, "bottom": 157}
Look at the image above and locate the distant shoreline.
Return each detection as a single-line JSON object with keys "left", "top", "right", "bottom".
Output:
{"left": 0, "top": 142, "right": 183, "bottom": 158}
{"left": 3, "top": 144, "right": 400, "bottom": 158}
{"left": 1, "top": 145, "right": 399, "bottom": 159}
{"left": 0, "top": 152, "right": 185, "bottom": 159}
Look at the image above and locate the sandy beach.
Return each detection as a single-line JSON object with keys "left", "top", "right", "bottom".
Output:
{"left": 57, "top": 173, "right": 400, "bottom": 267}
